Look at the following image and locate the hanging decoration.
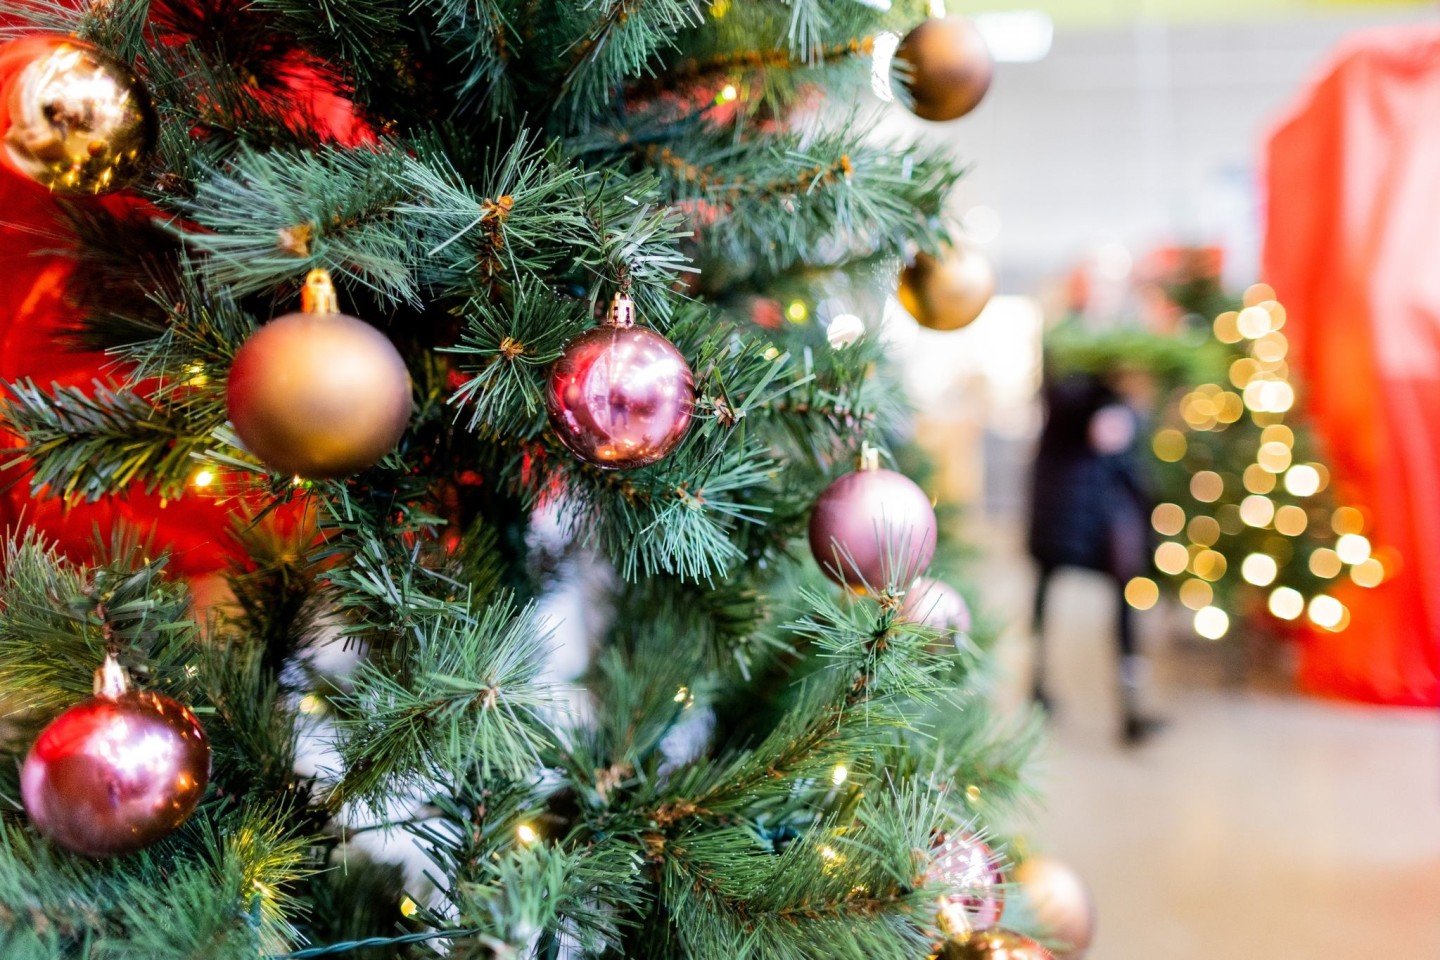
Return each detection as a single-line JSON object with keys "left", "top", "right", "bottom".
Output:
{"left": 1014, "top": 855, "right": 1095, "bottom": 960}
{"left": 899, "top": 246, "right": 996, "bottom": 332}
{"left": 808, "top": 445, "right": 938, "bottom": 589}
{"left": 0, "top": 35, "right": 157, "bottom": 194}
{"left": 227, "top": 269, "right": 413, "bottom": 480}
{"left": 22, "top": 654, "right": 210, "bottom": 858}
{"left": 546, "top": 292, "right": 695, "bottom": 470}
{"left": 896, "top": 15, "right": 995, "bottom": 122}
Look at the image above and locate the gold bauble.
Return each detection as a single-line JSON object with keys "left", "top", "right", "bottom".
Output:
{"left": 227, "top": 271, "right": 412, "bottom": 480}
{"left": 940, "top": 929, "right": 1054, "bottom": 960}
{"left": 899, "top": 247, "right": 996, "bottom": 331}
{"left": 0, "top": 35, "right": 157, "bottom": 194}
{"left": 896, "top": 16, "right": 995, "bottom": 122}
{"left": 1014, "top": 856, "right": 1095, "bottom": 960}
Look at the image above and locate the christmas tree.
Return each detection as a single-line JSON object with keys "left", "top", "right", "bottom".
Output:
{"left": 0, "top": 3, "right": 1074, "bottom": 959}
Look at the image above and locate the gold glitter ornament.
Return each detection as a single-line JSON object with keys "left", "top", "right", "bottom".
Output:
{"left": 0, "top": 35, "right": 157, "bottom": 194}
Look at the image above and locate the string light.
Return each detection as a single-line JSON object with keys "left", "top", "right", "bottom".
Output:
{"left": 1283, "top": 465, "right": 1320, "bottom": 497}
{"left": 716, "top": 83, "right": 738, "bottom": 104}
{"left": 1308, "top": 595, "right": 1346, "bottom": 630}
{"left": 192, "top": 468, "right": 215, "bottom": 489}
{"left": 1179, "top": 578, "right": 1213, "bottom": 611}
{"left": 1194, "top": 606, "right": 1230, "bottom": 640}
{"left": 1351, "top": 558, "right": 1385, "bottom": 588}
{"left": 1241, "top": 553, "right": 1278, "bottom": 587}
{"left": 1331, "top": 506, "right": 1366, "bottom": 536}
{"left": 1308, "top": 548, "right": 1342, "bottom": 578}
{"left": 831, "top": 764, "right": 849, "bottom": 786}
{"left": 1190, "top": 470, "right": 1224, "bottom": 503}
{"left": 1268, "top": 586, "right": 1304, "bottom": 620}
{"left": 1124, "top": 577, "right": 1159, "bottom": 610}
{"left": 1243, "top": 464, "right": 1276, "bottom": 494}
{"left": 517, "top": 824, "right": 538, "bottom": 844}
{"left": 1239, "top": 494, "right": 1275, "bottom": 528}
{"left": 1151, "top": 502, "right": 1185, "bottom": 536}
{"left": 1213, "top": 311, "right": 1242, "bottom": 344}
{"left": 1155, "top": 542, "right": 1189, "bottom": 576}
{"left": 1236, "top": 306, "right": 1273, "bottom": 339}
{"left": 1335, "top": 533, "right": 1372, "bottom": 565}
{"left": 1192, "top": 549, "right": 1227, "bottom": 582}
{"left": 786, "top": 300, "right": 809, "bottom": 323}
{"left": 1274, "top": 505, "right": 1309, "bottom": 537}
{"left": 400, "top": 897, "right": 419, "bottom": 919}
{"left": 1257, "top": 441, "right": 1293, "bottom": 473}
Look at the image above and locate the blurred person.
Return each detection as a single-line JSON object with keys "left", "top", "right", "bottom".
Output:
{"left": 1028, "top": 366, "right": 1163, "bottom": 745}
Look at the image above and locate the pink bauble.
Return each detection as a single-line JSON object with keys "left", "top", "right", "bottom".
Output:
{"left": 904, "top": 577, "right": 972, "bottom": 640}
{"left": 929, "top": 832, "right": 1005, "bottom": 935}
{"left": 1015, "top": 856, "right": 1095, "bottom": 960}
{"left": 546, "top": 302, "right": 694, "bottom": 470}
{"left": 22, "top": 690, "right": 210, "bottom": 857}
{"left": 808, "top": 466, "right": 937, "bottom": 588}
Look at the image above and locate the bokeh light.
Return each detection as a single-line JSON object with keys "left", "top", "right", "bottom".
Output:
{"left": 1241, "top": 553, "right": 1278, "bottom": 587}
{"left": 1125, "top": 577, "right": 1160, "bottom": 610}
{"left": 1190, "top": 471, "right": 1224, "bottom": 503}
{"left": 1187, "top": 516, "right": 1221, "bottom": 546}
{"left": 1308, "top": 548, "right": 1342, "bottom": 579}
{"left": 1194, "top": 605, "right": 1230, "bottom": 640}
{"left": 1179, "top": 579, "right": 1213, "bottom": 610}
{"left": 1237, "top": 306, "right": 1273, "bottom": 339}
{"left": 1192, "top": 549, "right": 1228, "bottom": 582}
{"left": 1331, "top": 506, "right": 1366, "bottom": 536}
{"left": 1283, "top": 465, "right": 1320, "bottom": 497}
{"left": 1155, "top": 542, "right": 1189, "bottom": 575}
{"left": 1240, "top": 494, "right": 1275, "bottom": 528}
{"left": 1257, "top": 441, "right": 1293, "bottom": 473}
{"left": 1152, "top": 429, "right": 1187, "bottom": 463}
{"left": 1243, "top": 464, "right": 1276, "bottom": 494}
{"left": 1152, "top": 502, "right": 1185, "bottom": 536}
{"left": 1335, "top": 533, "right": 1372, "bottom": 565}
{"left": 1308, "top": 595, "right": 1346, "bottom": 630}
{"left": 1243, "top": 283, "right": 1277, "bottom": 307}
{"left": 1213, "top": 311, "right": 1242, "bottom": 344}
{"left": 1268, "top": 586, "right": 1304, "bottom": 620}
{"left": 1350, "top": 558, "right": 1385, "bottom": 588}
{"left": 1274, "top": 505, "right": 1309, "bottom": 537}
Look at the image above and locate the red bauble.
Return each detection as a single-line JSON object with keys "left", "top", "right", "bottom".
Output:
{"left": 941, "top": 930, "right": 1054, "bottom": 960}
{"left": 904, "top": 577, "right": 973, "bottom": 642}
{"left": 22, "top": 673, "right": 210, "bottom": 858}
{"left": 808, "top": 453, "right": 937, "bottom": 588}
{"left": 929, "top": 831, "right": 1005, "bottom": 935}
{"left": 546, "top": 294, "right": 694, "bottom": 470}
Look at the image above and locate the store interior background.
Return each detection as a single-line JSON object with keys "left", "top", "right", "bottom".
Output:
{"left": 885, "top": 2, "right": 1440, "bottom": 956}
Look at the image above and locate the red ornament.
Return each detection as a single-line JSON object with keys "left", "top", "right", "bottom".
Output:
{"left": 21, "top": 657, "right": 210, "bottom": 858}
{"left": 904, "top": 577, "right": 972, "bottom": 642}
{"left": 546, "top": 293, "right": 694, "bottom": 470}
{"left": 808, "top": 447, "right": 937, "bottom": 588}
{"left": 929, "top": 831, "right": 1005, "bottom": 936}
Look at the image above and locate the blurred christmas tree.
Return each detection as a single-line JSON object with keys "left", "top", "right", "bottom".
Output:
{"left": 0, "top": 2, "right": 1087, "bottom": 959}
{"left": 1134, "top": 280, "right": 1386, "bottom": 643}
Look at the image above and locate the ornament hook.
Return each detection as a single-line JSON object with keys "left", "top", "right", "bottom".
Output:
{"left": 301, "top": 269, "right": 340, "bottom": 315}
{"left": 607, "top": 293, "right": 636, "bottom": 329}
{"left": 94, "top": 652, "right": 131, "bottom": 700}
{"left": 858, "top": 442, "right": 881, "bottom": 471}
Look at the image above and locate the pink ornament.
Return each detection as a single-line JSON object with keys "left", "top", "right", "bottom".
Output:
{"left": 929, "top": 832, "right": 1006, "bottom": 935}
{"left": 546, "top": 294, "right": 694, "bottom": 470}
{"left": 808, "top": 451, "right": 937, "bottom": 588}
{"left": 904, "top": 577, "right": 972, "bottom": 640}
{"left": 22, "top": 658, "right": 210, "bottom": 858}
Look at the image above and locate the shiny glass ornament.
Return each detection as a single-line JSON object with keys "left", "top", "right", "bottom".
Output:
{"left": 0, "top": 35, "right": 157, "bottom": 194}
{"left": 808, "top": 447, "right": 938, "bottom": 588}
{"left": 899, "top": 247, "right": 996, "bottom": 332}
{"left": 929, "top": 831, "right": 1005, "bottom": 936}
{"left": 228, "top": 270, "right": 412, "bottom": 480}
{"left": 904, "top": 577, "right": 972, "bottom": 643}
{"left": 22, "top": 657, "right": 209, "bottom": 858}
{"left": 896, "top": 16, "right": 995, "bottom": 122}
{"left": 546, "top": 294, "right": 694, "bottom": 470}
{"left": 1014, "top": 856, "right": 1095, "bottom": 960}
{"left": 940, "top": 929, "right": 1054, "bottom": 960}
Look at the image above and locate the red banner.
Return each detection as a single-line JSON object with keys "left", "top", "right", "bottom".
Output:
{"left": 1263, "top": 26, "right": 1440, "bottom": 706}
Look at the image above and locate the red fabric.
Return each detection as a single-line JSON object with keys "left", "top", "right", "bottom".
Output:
{"left": 1263, "top": 26, "right": 1440, "bottom": 706}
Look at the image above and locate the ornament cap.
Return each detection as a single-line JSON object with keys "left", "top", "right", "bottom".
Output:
{"left": 301, "top": 269, "right": 340, "bottom": 315}
{"left": 93, "top": 653, "right": 130, "bottom": 700}
{"left": 859, "top": 443, "right": 882, "bottom": 472}
{"left": 606, "top": 293, "right": 637, "bottom": 329}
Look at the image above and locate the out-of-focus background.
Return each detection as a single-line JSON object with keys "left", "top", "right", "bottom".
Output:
{"left": 877, "top": 2, "right": 1440, "bottom": 956}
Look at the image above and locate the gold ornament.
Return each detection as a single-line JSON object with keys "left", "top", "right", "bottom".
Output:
{"left": 899, "top": 247, "right": 996, "bottom": 332}
{"left": 227, "top": 270, "right": 413, "bottom": 480}
{"left": 0, "top": 35, "right": 157, "bottom": 194}
{"left": 896, "top": 16, "right": 995, "bottom": 122}
{"left": 940, "top": 929, "right": 1053, "bottom": 960}
{"left": 1014, "top": 856, "right": 1095, "bottom": 960}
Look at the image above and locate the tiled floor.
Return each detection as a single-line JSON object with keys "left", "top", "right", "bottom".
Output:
{"left": 979, "top": 529, "right": 1440, "bottom": 959}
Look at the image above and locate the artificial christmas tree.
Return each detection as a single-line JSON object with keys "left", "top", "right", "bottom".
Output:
{"left": 0, "top": 2, "right": 1053, "bottom": 958}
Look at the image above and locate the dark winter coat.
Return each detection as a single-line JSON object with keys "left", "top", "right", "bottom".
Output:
{"left": 1027, "top": 372, "right": 1151, "bottom": 578}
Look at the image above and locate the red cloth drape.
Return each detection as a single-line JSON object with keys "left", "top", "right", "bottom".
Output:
{"left": 1263, "top": 25, "right": 1440, "bottom": 706}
